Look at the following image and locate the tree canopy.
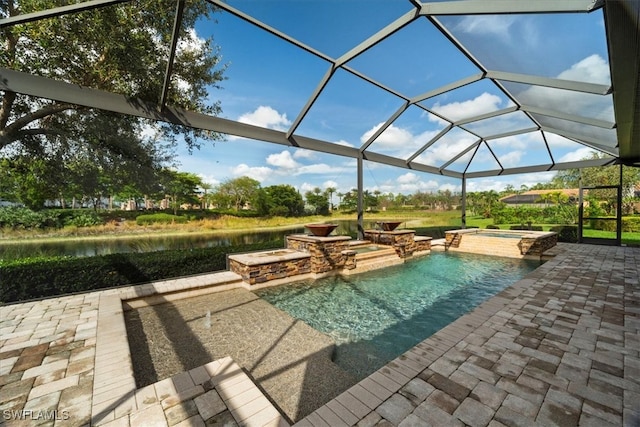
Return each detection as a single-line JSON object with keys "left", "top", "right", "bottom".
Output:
{"left": 1, "top": 0, "right": 226, "bottom": 208}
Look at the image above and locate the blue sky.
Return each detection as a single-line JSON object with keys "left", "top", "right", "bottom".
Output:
{"left": 173, "top": 1, "right": 612, "bottom": 197}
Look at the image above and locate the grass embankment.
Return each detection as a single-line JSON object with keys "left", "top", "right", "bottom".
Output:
{"left": 0, "top": 210, "right": 463, "bottom": 243}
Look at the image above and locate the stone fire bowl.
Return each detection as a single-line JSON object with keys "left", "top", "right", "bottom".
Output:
{"left": 378, "top": 221, "right": 402, "bottom": 231}
{"left": 305, "top": 224, "right": 338, "bottom": 237}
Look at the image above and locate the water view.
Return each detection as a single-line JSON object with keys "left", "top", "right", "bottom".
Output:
{"left": 0, "top": 220, "right": 387, "bottom": 260}
{"left": 256, "top": 251, "right": 540, "bottom": 380}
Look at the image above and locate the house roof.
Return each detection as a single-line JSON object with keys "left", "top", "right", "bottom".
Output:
{"left": 500, "top": 188, "right": 581, "bottom": 203}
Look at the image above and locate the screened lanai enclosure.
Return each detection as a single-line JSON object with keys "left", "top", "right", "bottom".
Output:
{"left": 1, "top": 0, "right": 639, "bottom": 239}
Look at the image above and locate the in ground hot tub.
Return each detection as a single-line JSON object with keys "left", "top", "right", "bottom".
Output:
{"left": 445, "top": 228, "right": 557, "bottom": 259}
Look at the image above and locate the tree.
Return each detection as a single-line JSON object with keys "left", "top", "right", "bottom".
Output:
{"left": 264, "top": 185, "right": 304, "bottom": 217}
{"left": 340, "top": 189, "right": 358, "bottom": 212}
{"left": 305, "top": 187, "right": 330, "bottom": 215}
{"left": 0, "top": 157, "right": 62, "bottom": 209}
{"left": 216, "top": 177, "right": 261, "bottom": 211}
{"left": 199, "top": 182, "right": 214, "bottom": 209}
{"left": 158, "top": 170, "right": 203, "bottom": 214}
{"left": 553, "top": 152, "right": 640, "bottom": 193}
{"left": 363, "top": 190, "right": 379, "bottom": 211}
{"left": 325, "top": 186, "right": 337, "bottom": 211}
{"left": 1, "top": 0, "right": 226, "bottom": 201}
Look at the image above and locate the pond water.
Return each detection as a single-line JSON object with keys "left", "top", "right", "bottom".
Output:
{"left": 0, "top": 220, "right": 386, "bottom": 260}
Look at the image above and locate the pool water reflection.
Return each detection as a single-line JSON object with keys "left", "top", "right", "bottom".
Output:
{"left": 255, "top": 251, "right": 540, "bottom": 380}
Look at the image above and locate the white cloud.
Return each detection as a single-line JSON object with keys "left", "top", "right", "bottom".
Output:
{"left": 294, "top": 163, "right": 347, "bottom": 175}
{"left": 467, "top": 172, "right": 557, "bottom": 192}
{"left": 375, "top": 173, "right": 442, "bottom": 193}
{"left": 545, "top": 133, "right": 578, "bottom": 148}
{"left": 323, "top": 180, "right": 338, "bottom": 189}
{"left": 359, "top": 123, "right": 439, "bottom": 158}
{"left": 415, "top": 132, "right": 477, "bottom": 166}
{"left": 231, "top": 164, "right": 273, "bottom": 182}
{"left": 300, "top": 182, "right": 317, "bottom": 193}
{"left": 498, "top": 150, "right": 525, "bottom": 167}
{"left": 439, "top": 183, "right": 459, "bottom": 193}
{"left": 266, "top": 150, "right": 299, "bottom": 169}
{"left": 455, "top": 15, "right": 518, "bottom": 37}
{"left": 558, "top": 147, "right": 597, "bottom": 163}
{"left": 293, "top": 149, "right": 316, "bottom": 160}
{"left": 516, "top": 54, "right": 613, "bottom": 121}
{"left": 361, "top": 123, "right": 413, "bottom": 148}
{"left": 430, "top": 92, "right": 503, "bottom": 123}
{"left": 237, "top": 106, "right": 291, "bottom": 130}
{"left": 397, "top": 172, "right": 419, "bottom": 184}
{"left": 558, "top": 54, "right": 610, "bottom": 85}
{"left": 198, "top": 174, "right": 220, "bottom": 186}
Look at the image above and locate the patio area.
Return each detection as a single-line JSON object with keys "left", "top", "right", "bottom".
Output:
{"left": 1, "top": 243, "right": 638, "bottom": 426}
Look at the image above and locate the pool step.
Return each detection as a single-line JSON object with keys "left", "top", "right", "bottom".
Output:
{"left": 344, "top": 247, "right": 403, "bottom": 274}
{"left": 355, "top": 247, "right": 397, "bottom": 262}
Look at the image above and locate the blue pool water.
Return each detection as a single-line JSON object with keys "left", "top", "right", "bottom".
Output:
{"left": 255, "top": 251, "right": 540, "bottom": 379}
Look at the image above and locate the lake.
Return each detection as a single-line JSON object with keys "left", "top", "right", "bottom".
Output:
{"left": 0, "top": 220, "right": 385, "bottom": 260}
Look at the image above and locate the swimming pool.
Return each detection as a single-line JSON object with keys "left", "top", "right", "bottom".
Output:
{"left": 255, "top": 251, "right": 540, "bottom": 380}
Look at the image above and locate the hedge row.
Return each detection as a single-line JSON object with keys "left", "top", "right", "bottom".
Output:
{"left": 0, "top": 207, "right": 102, "bottom": 229}
{"left": 589, "top": 217, "right": 640, "bottom": 232}
{"left": 0, "top": 240, "right": 283, "bottom": 303}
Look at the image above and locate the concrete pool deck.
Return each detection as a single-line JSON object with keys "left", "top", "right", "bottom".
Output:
{"left": 1, "top": 243, "right": 639, "bottom": 426}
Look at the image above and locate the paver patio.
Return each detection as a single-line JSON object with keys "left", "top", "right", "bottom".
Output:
{"left": 1, "top": 243, "right": 638, "bottom": 426}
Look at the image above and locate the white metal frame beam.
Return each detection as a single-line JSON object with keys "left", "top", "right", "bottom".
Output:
{"left": 418, "top": 0, "right": 603, "bottom": 16}
{"left": 486, "top": 70, "right": 612, "bottom": 95}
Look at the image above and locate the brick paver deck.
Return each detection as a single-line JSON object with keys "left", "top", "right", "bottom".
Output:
{"left": 1, "top": 243, "right": 638, "bottom": 426}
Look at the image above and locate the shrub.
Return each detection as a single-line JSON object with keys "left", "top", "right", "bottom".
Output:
{"left": 65, "top": 211, "right": 102, "bottom": 227}
{"left": 0, "top": 207, "right": 109, "bottom": 229}
{"left": 0, "top": 207, "right": 50, "bottom": 229}
{"left": 550, "top": 225, "right": 578, "bottom": 243}
{"left": 589, "top": 217, "right": 640, "bottom": 232}
{"left": 486, "top": 224, "right": 499, "bottom": 229}
{"left": 623, "top": 217, "right": 640, "bottom": 232}
{"left": 0, "top": 240, "right": 283, "bottom": 303}
{"left": 510, "top": 225, "right": 543, "bottom": 231}
{"left": 136, "top": 213, "right": 189, "bottom": 225}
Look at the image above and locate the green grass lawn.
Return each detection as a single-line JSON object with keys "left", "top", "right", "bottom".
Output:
{"left": 582, "top": 228, "right": 640, "bottom": 246}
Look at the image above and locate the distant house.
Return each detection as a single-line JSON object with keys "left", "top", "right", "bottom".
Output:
{"left": 500, "top": 189, "right": 581, "bottom": 206}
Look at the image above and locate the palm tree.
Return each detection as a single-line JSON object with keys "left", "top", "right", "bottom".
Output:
{"left": 325, "top": 186, "right": 337, "bottom": 211}
{"left": 200, "top": 182, "right": 213, "bottom": 209}
{"left": 336, "top": 192, "right": 344, "bottom": 210}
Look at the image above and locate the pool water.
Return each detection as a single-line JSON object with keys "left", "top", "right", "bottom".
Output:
{"left": 351, "top": 245, "right": 384, "bottom": 254}
{"left": 475, "top": 231, "right": 527, "bottom": 239}
{"left": 255, "top": 251, "right": 540, "bottom": 380}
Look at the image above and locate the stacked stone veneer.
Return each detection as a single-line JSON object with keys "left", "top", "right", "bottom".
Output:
{"left": 414, "top": 236, "right": 432, "bottom": 252}
{"left": 228, "top": 256, "right": 311, "bottom": 285}
{"left": 518, "top": 233, "right": 558, "bottom": 256}
{"left": 286, "top": 235, "right": 352, "bottom": 273}
{"left": 363, "top": 230, "right": 430, "bottom": 258}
